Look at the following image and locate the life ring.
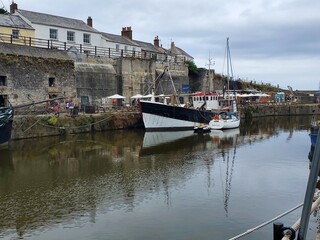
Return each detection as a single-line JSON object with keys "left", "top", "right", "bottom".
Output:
{"left": 214, "top": 114, "right": 219, "bottom": 120}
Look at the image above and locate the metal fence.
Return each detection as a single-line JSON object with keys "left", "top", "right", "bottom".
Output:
{"left": 0, "top": 33, "right": 187, "bottom": 63}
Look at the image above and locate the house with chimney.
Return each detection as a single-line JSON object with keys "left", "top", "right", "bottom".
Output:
{"left": 9, "top": 2, "right": 104, "bottom": 54}
{"left": 7, "top": 2, "right": 192, "bottom": 62}
{"left": 0, "top": 14, "right": 35, "bottom": 45}
{"left": 101, "top": 27, "right": 141, "bottom": 57}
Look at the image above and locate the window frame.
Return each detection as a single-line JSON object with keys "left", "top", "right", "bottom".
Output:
{"left": 67, "top": 31, "right": 75, "bottom": 42}
{"left": 50, "top": 28, "right": 58, "bottom": 40}
{"left": 83, "top": 33, "right": 91, "bottom": 44}
{"left": 12, "top": 29, "right": 19, "bottom": 39}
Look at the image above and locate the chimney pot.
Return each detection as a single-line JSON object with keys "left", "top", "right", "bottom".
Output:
{"left": 154, "top": 35, "right": 160, "bottom": 48}
{"left": 121, "top": 26, "right": 133, "bottom": 40}
{"left": 87, "top": 16, "right": 93, "bottom": 27}
{"left": 10, "top": 2, "right": 18, "bottom": 14}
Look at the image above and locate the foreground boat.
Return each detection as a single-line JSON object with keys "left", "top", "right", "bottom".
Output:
{"left": 0, "top": 106, "right": 14, "bottom": 146}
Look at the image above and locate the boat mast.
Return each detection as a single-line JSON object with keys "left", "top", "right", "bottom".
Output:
{"left": 226, "top": 37, "right": 235, "bottom": 108}
{"left": 226, "top": 38, "right": 230, "bottom": 105}
{"left": 206, "top": 51, "right": 214, "bottom": 93}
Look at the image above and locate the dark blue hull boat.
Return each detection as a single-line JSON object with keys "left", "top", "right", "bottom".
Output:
{"left": 0, "top": 106, "right": 14, "bottom": 145}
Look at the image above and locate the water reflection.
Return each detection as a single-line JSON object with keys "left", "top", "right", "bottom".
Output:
{"left": 0, "top": 116, "right": 313, "bottom": 239}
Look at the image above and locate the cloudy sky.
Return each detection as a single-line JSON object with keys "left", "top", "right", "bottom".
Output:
{"left": 2, "top": 0, "right": 320, "bottom": 90}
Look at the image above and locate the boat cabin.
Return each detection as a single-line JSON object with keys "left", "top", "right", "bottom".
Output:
{"left": 192, "top": 92, "right": 219, "bottom": 110}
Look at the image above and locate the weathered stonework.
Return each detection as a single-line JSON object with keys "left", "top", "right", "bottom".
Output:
{"left": 0, "top": 42, "right": 190, "bottom": 109}
{"left": 0, "top": 43, "right": 76, "bottom": 108}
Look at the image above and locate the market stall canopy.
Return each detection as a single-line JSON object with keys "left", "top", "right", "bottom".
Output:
{"left": 107, "top": 94, "right": 125, "bottom": 99}
{"left": 131, "top": 94, "right": 143, "bottom": 99}
{"left": 142, "top": 94, "right": 153, "bottom": 98}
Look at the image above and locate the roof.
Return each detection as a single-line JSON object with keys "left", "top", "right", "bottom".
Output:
{"left": 134, "top": 40, "right": 164, "bottom": 53}
{"left": 101, "top": 32, "right": 140, "bottom": 47}
{"left": 0, "top": 14, "right": 33, "bottom": 29}
{"left": 16, "top": 9, "right": 99, "bottom": 33}
{"left": 175, "top": 46, "right": 193, "bottom": 59}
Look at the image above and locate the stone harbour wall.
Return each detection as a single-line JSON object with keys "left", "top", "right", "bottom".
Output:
{"left": 10, "top": 103, "right": 320, "bottom": 140}
{"left": 12, "top": 110, "right": 143, "bottom": 140}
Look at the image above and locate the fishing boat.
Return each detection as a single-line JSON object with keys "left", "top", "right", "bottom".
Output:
{"left": 139, "top": 98, "right": 218, "bottom": 130}
{"left": 0, "top": 106, "right": 14, "bottom": 146}
{"left": 208, "top": 38, "right": 240, "bottom": 130}
{"left": 139, "top": 67, "right": 220, "bottom": 131}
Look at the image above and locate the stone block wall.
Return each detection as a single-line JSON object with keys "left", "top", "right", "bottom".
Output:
{"left": 0, "top": 48, "right": 76, "bottom": 108}
{"left": 0, "top": 43, "right": 190, "bottom": 109}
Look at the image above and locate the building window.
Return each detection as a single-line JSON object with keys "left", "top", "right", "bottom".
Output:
{"left": 83, "top": 33, "right": 90, "bottom": 44}
{"left": 49, "top": 77, "right": 55, "bottom": 87}
{"left": 67, "top": 31, "right": 75, "bottom": 42}
{"left": 116, "top": 44, "right": 120, "bottom": 52}
{"left": 12, "top": 30, "right": 19, "bottom": 39}
{"left": 124, "top": 46, "right": 128, "bottom": 52}
{"left": 50, "top": 29, "right": 58, "bottom": 40}
{"left": 0, "top": 76, "right": 7, "bottom": 86}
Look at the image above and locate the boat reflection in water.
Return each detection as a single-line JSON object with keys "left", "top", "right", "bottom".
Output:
{"left": 140, "top": 128, "right": 240, "bottom": 156}
{"left": 0, "top": 116, "right": 314, "bottom": 240}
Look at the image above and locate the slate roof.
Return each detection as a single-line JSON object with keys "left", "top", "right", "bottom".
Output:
{"left": 0, "top": 14, "right": 33, "bottom": 29}
{"left": 101, "top": 32, "right": 140, "bottom": 47}
{"left": 16, "top": 9, "right": 99, "bottom": 33}
{"left": 175, "top": 46, "right": 193, "bottom": 59}
{"left": 134, "top": 40, "right": 164, "bottom": 53}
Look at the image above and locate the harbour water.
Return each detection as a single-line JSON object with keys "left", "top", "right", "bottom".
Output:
{"left": 0, "top": 116, "right": 318, "bottom": 239}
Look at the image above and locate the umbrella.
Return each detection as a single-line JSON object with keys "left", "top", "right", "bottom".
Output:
{"left": 107, "top": 94, "right": 125, "bottom": 99}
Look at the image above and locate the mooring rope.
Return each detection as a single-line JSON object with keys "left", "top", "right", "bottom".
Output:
{"left": 22, "top": 118, "right": 43, "bottom": 132}
{"left": 281, "top": 191, "right": 320, "bottom": 240}
{"left": 18, "top": 113, "right": 115, "bottom": 131}
{"left": 229, "top": 191, "right": 320, "bottom": 240}
{"left": 228, "top": 203, "right": 304, "bottom": 240}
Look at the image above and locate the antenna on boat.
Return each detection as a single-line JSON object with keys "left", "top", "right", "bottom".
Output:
{"left": 206, "top": 50, "right": 215, "bottom": 93}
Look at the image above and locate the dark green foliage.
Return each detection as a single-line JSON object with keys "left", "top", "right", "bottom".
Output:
{"left": 0, "top": 8, "right": 8, "bottom": 14}
{"left": 186, "top": 60, "right": 199, "bottom": 76}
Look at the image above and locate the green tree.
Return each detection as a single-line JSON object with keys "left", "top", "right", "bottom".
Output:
{"left": 0, "top": 8, "right": 8, "bottom": 14}
{"left": 185, "top": 60, "right": 199, "bottom": 76}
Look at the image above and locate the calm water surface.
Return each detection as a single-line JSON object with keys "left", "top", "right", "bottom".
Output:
{"left": 0, "top": 116, "right": 317, "bottom": 240}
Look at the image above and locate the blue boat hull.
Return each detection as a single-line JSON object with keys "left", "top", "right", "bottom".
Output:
{"left": 0, "top": 107, "right": 14, "bottom": 145}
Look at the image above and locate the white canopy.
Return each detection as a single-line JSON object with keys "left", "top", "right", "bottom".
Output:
{"left": 131, "top": 94, "right": 143, "bottom": 99}
{"left": 142, "top": 94, "right": 153, "bottom": 98}
{"left": 107, "top": 94, "right": 125, "bottom": 99}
